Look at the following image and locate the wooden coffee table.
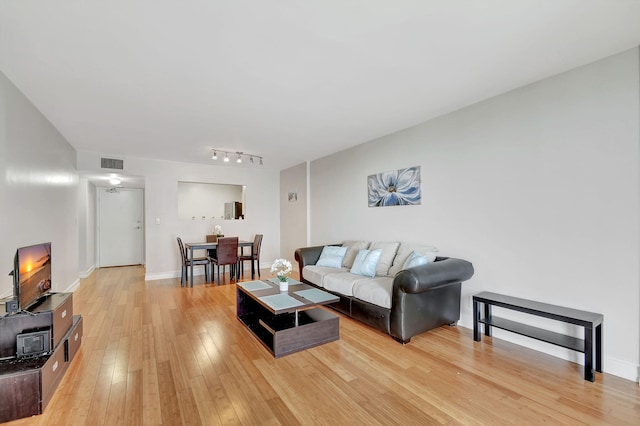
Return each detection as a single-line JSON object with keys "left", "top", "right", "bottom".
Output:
{"left": 236, "top": 279, "right": 340, "bottom": 357}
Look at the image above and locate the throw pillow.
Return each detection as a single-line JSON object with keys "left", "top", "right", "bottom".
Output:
{"left": 316, "top": 246, "right": 348, "bottom": 268}
{"left": 350, "top": 249, "right": 383, "bottom": 278}
{"left": 402, "top": 251, "right": 428, "bottom": 269}
{"left": 369, "top": 241, "right": 400, "bottom": 276}
{"left": 388, "top": 243, "right": 439, "bottom": 276}
{"left": 341, "top": 241, "right": 370, "bottom": 268}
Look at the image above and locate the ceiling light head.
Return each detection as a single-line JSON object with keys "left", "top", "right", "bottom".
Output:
{"left": 211, "top": 149, "right": 262, "bottom": 166}
{"left": 109, "top": 177, "right": 122, "bottom": 185}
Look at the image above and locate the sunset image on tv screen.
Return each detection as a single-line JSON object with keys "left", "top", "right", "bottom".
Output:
{"left": 18, "top": 243, "right": 51, "bottom": 309}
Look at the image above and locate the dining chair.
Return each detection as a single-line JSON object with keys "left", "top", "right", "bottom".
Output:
{"left": 205, "top": 234, "right": 223, "bottom": 257}
{"left": 210, "top": 237, "right": 239, "bottom": 285}
{"left": 239, "top": 234, "right": 263, "bottom": 279}
{"left": 177, "top": 237, "right": 211, "bottom": 287}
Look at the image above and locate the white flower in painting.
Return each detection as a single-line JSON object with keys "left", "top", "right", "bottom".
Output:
{"left": 368, "top": 166, "right": 421, "bottom": 207}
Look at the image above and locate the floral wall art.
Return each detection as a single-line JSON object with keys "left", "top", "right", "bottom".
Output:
{"left": 367, "top": 166, "right": 421, "bottom": 207}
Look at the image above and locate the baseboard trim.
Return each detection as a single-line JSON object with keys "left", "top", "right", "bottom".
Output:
{"left": 145, "top": 267, "right": 265, "bottom": 282}
{"left": 145, "top": 271, "right": 178, "bottom": 281}
{"left": 63, "top": 278, "right": 81, "bottom": 293}
{"left": 145, "top": 265, "right": 227, "bottom": 281}
{"left": 79, "top": 265, "right": 95, "bottom": 279}
{"left": 459, "top": 313, "right": 639, "bottom": 383}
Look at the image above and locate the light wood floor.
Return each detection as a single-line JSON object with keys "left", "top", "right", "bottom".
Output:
{"left": 5, "top": 265, "right": 639, "bottom": 425}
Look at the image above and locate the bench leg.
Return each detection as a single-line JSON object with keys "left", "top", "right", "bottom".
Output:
{"left": 584, "top": 326, "right": 595, "bottom": 382}
{"left": 473, "top": 299, "right": 481, "bottom": 342}
{"left": 484, "top": 304, "right": 492, "bottom": 337}
{"left": 595, "top": 323, "right": 603, "bottom": 373}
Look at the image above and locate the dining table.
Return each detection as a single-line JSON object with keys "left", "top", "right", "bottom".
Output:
{"left": 184, "top": 240, "right": 254, "bottom": 287}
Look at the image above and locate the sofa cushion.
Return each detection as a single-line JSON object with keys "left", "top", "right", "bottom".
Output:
{"left": 323, "top": 272, "right": 371, "bottom": 296}
{"left": 369, "top": 241, "right": 400, "bottom": 276}
{"left": 352, "top": 277, "right": 394, "bottom": 309}
{"left": 302, "top": 265, "right": 348, "bottom": 287}
{"left": 403, "top": 251, "right": 428, "bottom": 269}
{"left": 341, "top": 240, "right": 370, "bottom": 268}
{"left": 316, "top": 245, "right": 348, "bottom": 268}
{"left": 350, "top": 249, "right": 382, "bottom": 277}
{"left": 388, "top": 243, "right": 439, "bottom": 277}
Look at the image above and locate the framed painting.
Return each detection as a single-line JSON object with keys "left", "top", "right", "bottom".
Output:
{"left": 368, "top": 166, "right": 421, "bottom": 207}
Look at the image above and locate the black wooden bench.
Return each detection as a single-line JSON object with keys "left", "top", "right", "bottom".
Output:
{"left": 472, "top": 291, "right": 603, "bottom": 381}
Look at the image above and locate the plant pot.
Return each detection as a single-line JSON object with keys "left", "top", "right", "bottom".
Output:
{"left": 279, "top": 280, "right": 289, "bottom": 292}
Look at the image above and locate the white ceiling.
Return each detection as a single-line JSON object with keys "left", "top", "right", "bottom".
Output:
{"left": 2, "top": 1, "right": 640, "bottom": 171}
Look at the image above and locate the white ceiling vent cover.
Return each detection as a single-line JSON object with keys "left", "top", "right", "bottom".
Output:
{"left": 101, "top": 158, "right": 124, "bottom": 170}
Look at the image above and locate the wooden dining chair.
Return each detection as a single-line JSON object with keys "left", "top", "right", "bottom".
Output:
{"left": 239, "top": 234, "right": 263, "bottom": 279}
{"left": 177, "top": 237, "right": 210, "bottom": 287}
{"left": 210, "top": 237, "right": 239, "bottom": 285}
{"left": 205, "top": 234, "right": 223, "bottom": 257}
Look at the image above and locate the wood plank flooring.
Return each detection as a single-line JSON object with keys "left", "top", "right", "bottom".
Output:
{"left": 4, "top": 265, "right": 639, "bottom": 425}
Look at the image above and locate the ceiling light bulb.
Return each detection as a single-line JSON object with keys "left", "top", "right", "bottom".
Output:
{"left": 224, "top": 153, "right": 229, "bottom": 162}
{"left": 212, "top": 151, "right": 218, "bottom": 160}
{"left": 237, "top": 154, "right": 242, "bottom": 163}
{"left": 250, "top": 156, "right": 254, "bottom": 164}
{"left": 259, "top": 158, "right": 263, "bottom": 166}
{"left": 109, "top": 178, "right": 122, "bottom": 185}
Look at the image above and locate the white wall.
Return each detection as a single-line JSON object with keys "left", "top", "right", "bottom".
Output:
{"left": 0, "top": 71, "right": 79, "bottom": 297}
{"left": 77, "top": 152, "right": 280, "bottom": 279}
{"left": 280, "top": 162, "right": 308, "bottom": 262}
{"left": 309, "top": 48, "right": 640, "bottom": 381}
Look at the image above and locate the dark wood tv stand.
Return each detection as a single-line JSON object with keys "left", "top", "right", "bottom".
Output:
{"left": 0, "top": 293, "right": 83, "bottom": 423}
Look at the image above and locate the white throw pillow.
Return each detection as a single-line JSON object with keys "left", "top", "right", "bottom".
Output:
{"left": 341, "top": 241, "right": 370, "bottom": 268}
{"left": 316, "top": 246, "right": 348, "bottom": 268}
{"left": 369, "top": 241, "right": 400, "bottom": 276}
{"left": 350, "top": 249, "right": 383, "bottom": 278}
{"left": 388, "top": 243, "right": 439, "bottom": 276}
{"left": 402, "top": 251, "right": 428, "bottom": 269}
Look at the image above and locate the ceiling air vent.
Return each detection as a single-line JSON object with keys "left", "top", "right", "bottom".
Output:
{"left": 101, "top": 157, "right": 124, "bottom": 170}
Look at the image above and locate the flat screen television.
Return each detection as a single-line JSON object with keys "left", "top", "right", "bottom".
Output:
{"left": 12, "top": 242, "right": 52, "bottom": 311}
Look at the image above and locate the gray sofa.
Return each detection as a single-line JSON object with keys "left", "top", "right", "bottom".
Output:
{"left": 294, "top": 241, "right": 474, "bottom": 343}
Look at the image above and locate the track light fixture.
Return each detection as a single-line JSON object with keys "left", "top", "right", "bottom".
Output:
{"left": 210, "top": 149, "right": 264, "bottom": 166}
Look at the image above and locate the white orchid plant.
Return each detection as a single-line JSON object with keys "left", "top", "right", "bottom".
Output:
{"left": 270, "top": 258, "right": 292, "bottom": 282}
{"left": 213, "top": 225, "right": 223, "bottom": 236}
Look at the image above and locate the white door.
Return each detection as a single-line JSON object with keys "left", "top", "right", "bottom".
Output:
{"left": 98, "top": 188, "right": 144, "bottom": 267}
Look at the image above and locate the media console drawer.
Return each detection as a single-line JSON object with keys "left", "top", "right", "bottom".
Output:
{"left": 31, "top": 293, "right": 73, "bottom": 348}
{"left": 65, "top": 316, "right": 83, "bottom": 362}
{"left": 40, "top": 343, "right": 67, "bottom": 410}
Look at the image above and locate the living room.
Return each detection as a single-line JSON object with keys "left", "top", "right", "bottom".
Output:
{"left": 1, "top": 2, "right": 640, "bottom": 424}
